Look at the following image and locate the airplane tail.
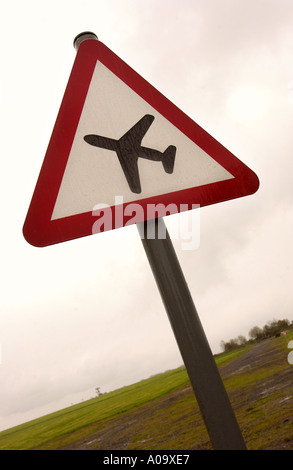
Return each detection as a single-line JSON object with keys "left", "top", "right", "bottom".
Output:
{"left": 162, "top": 145, "right": 176, "bottom": 174}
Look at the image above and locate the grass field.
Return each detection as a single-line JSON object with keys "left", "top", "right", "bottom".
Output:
{"left": 0, "top": 331, "right": 292, "bottom": 450}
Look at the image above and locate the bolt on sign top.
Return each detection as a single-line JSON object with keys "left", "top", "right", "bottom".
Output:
{"left": 23, "top": 35, "right": 259, "bottom": 247}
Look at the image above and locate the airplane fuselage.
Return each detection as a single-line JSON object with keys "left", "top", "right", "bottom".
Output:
{"left": 84, "top": 134, "right": 166, "bottom": 162}
{"left": 84, "top": 115, "right": 176, "bottom": 194}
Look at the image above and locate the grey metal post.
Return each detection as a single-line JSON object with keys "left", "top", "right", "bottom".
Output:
{"left": 137, "top": 218, "right": 246, "bottom": 450}
{"left": 73, "top": 31, "right": 98, "bottom": 50}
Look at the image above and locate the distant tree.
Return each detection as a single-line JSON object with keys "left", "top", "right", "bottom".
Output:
{"left": 220, "top": 335, "right": 248, "bottom": 352}
{"left": 276, "top": 318, "right": 290, "bottom": 330}
{"left": 249, "top": 319, "right": 290, "bottom": 341}
{"left": 220, "top": 318, "right": 291, "bottom": 352}
{"left": 220, "top": 338, "right": 238, "bottom": 352}
{"left": 249, "top": 326, "right": 263, "bottom": 341}
{"left": 220, "top": 340, "right": 226, "bottom": 352}
{"left": 263, "top": 318, "right": 290, "bottom": 338}
{"left": 263, "top": 321, "right": 274, "bottom": 338}
{"left": 95, "top": 387, "right": 102, "bottom": 397}
{"left": 237, "top": 335, "right": 247, "bottom": 346}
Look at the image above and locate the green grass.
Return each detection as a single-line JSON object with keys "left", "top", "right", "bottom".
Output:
{"left": 0, "top": 348, "right": 241, "bottom": 450}
{"left": 0, "top": 347, "right": 246, "bottom": 450}
{"left": 214, "top": 344, "right": 253, "bottom": 367}
{"left": 0, "top": 366, "right": 190, "bottom": 450}
{"left": 1, "top": 336, "right": 292, "bottom": 450}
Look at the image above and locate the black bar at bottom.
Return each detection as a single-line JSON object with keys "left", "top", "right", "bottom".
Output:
{"left": 137, "top": 218, "right": 246, "bottom": 450}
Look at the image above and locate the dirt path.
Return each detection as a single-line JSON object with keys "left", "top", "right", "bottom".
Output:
{"left": 220, "top": 338, "right": 293, "bottom": 402}
{"left": 220, "top": 339, "right": 284, "bottom": 376}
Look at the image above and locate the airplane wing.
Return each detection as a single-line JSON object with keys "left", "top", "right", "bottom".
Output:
{"left": 116, "top": 115, "right": 155, "bottom": 193}
{"left": 119, "top": 114, "right": 155, "bottom": 149}
{"left": 116, "top": 150, "right": 141, "bottom": 194}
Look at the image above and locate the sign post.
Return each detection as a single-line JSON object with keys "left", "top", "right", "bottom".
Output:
{"left": 23, "top": 32, "right": 259, "bottom": 449}
{"left": 137, "top": 218, "right": 246, "bottom": 450}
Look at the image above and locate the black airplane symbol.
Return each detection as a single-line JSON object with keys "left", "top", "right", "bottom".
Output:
{"left": 84, "top": 114, "right": 176, "bottom": 194}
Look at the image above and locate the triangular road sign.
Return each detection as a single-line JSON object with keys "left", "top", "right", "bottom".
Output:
{"left": 23, "top": 37, "right": 259, "bottom": 247}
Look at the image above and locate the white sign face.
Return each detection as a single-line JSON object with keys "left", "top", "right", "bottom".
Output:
{"left": 23, "top": 39, "right": 259, "bottom": 247}
{"left": 51, "top": 62, "right": 233, "bottom": 221}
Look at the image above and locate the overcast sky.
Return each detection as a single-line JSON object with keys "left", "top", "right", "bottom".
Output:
{"left": 1, "top": 0, "right": 293, "bottom": 433}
